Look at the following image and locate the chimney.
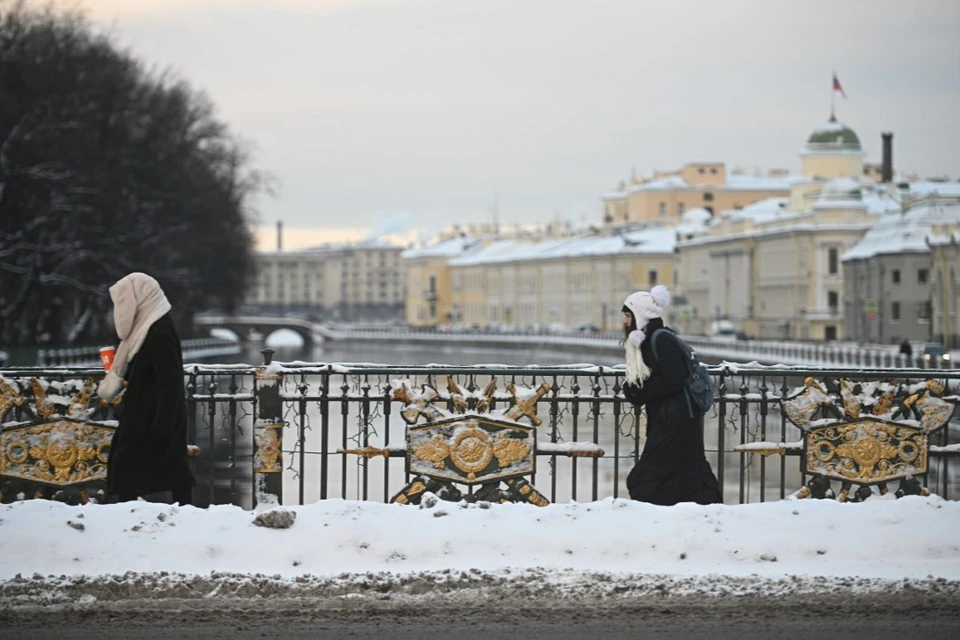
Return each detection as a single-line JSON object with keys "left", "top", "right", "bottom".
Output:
{"left": 881, "top": 132, "right": 893, "bottom": 183}
{"left": 276, "top": 220, "right": 283, "bottom": 251}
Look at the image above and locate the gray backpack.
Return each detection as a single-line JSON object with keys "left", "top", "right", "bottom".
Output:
{"left": 651, "top": 328, "right": 714, "bottom": 419}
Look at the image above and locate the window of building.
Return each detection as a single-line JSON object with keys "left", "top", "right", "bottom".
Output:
{"left": 891, "top": 301, "right": 901, "bottom": 322}
{"left": 429, "top": 303, "right": 436, "bottom": 318}
{"left": 677, "top": 202, "right": 686, "bottom": 215}
{"left": 673, "top": 269, "right": 679, "bottom": 286}
{"left": 710, "top": 168, "right": 717, "bottom": 174}
{"left": 828, "top": 248, "right": 839, "bottom": 275}
{"left": 917, "top": 301, "right": 932, "bottom": 322}
{"left": 648, "top": 270, "right": 658, "bottom": 286}
{"left": 827, "top": 291, "right": 839, "bottom": 313}
{"left": 429, "top": 275, "right": 436, "bottom": 292}
{"left": 658, "top": 202, "right": 666, "bottom": 217}
{"left": 892, "top": 269, "right": 900, "bottom": 285}
{"left": 703, "top": 192, "right": 714, "bottom": 202}
{"left": 704, "top": 206, "right": 714, "bottom": 216}
{"left": 918, "top": 269, "right": 928, "bottom": 284}
{"left": 698, "top": 168, "right": 705, "bottom": 174}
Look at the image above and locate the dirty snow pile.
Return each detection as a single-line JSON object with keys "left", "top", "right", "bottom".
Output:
{"left": 1, "top": 495, "right": 959, "bottom": 602}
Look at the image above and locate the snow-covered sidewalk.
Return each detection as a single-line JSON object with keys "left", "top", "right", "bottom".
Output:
{"left": 2, "top": 495, "right": 959, "bottom": 587}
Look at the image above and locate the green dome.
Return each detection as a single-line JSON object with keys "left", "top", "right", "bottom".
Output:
{"left": 806, "top": 118, "right": 861, "bottom": 149}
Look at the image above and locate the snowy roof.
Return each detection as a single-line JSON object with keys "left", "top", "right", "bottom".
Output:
{"left": 620, "top": 173, "right": 801, "bottom": 196}
{"left": 401, "top": 236, "right": 478, "bottom": 259}
{"left": 449, "top": 227, "right": 678, "bottom": 267}
{"left": 681, "top": 207, "right": 713, "bottom": 225}
{"left": 724, "top": 174, "right": 805, "bottom": 190}
{"left": 842, "top": 200, "right": 960, "bottom": 261}
{"left": 717, "top": 197, "right": 794, "bottom": 224}
{"left": 258, "top": 241, "right": 401, "bottom": 257}
{"left": 899, "top": 181, "right": 960, "bottom": 198}
{"left": 811, "top": 177, "right": 867, "bottom": 210}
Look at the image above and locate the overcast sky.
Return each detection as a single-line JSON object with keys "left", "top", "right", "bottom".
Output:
{"left": 83, "top": 0, "right": 960, "bottom": 245}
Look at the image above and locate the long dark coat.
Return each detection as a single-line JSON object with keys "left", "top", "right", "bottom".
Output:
{"left": 622, "top": 318, "right": 721, "bottom": 506}
{"left": 106, "top": 313, "right": 195, "bottom": 496}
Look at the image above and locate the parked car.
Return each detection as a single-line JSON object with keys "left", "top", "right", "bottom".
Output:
{"left": 922, "top": 342, "right": 951, "bottom": 363}
{"left": 577, "top": 324, "right": 601, "bottom": 334}
{"left": 709, "top": 320, "right": 738, "bottom": 343}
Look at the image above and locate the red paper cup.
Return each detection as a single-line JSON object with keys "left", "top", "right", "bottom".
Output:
{"left": 100, "top": 346, "right": 116, "bottom": 371}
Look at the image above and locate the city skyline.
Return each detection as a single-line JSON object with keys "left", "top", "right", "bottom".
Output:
{"left": 85, "top": 0, "right": 960, "bottom": 241}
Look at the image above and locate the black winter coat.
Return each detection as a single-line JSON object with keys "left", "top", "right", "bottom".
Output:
{"left": 622, "top": 318, "right": 721, "bottom": 506}
{"left": 106, "top": 314, "right": 195, "bottom": 496}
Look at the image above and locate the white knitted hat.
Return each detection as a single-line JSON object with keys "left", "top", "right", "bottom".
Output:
{"left": 623, "top": 285, "right": 671, "bottom": 327}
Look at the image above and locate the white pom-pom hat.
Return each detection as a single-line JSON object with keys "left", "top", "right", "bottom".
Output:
{"left": 623, "top": 285, "right": 671, "bottom": 327}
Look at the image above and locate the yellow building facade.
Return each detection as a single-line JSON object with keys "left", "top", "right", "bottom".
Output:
{"left": 448, "top": 230, "right": 680, "bottom": 331}
{"left": 403, "top": 228, "right": 684, "bottom": 331}
{"left": 602, "top": 162, "right": 798, "bottom": 227}
{"left": 675, "top": 118, "right": 903, "bottom": 340}
{"left": 402, "top": 237, "right": 478, "bottom": 326}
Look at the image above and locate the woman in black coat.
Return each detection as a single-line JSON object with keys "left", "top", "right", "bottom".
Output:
{"left": 620, "top": 285, "right": 721, "bottom": 506}
{"left": 97, "top": 273, "right": 195, "bottom": 505}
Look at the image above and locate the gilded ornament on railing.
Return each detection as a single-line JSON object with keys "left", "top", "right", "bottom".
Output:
{"left": 739, "top": 376, "right": 957, "bottom": 501}
{"left": 446, "top": 376, "right": 498, "bottom": 414}
{"left": 408, "top": 416, "right": 534, "bottom": 483}
{"left": 0, "top": 419, "right": 113, "bottom": 486}
{"left": 505, "top": 382, "right": 551, "bottom": 426}
{"left": 806, "top": 420, "right": 925, "bottom": 483}
{"left": 253, "top": 423, "right": 283, "bottom": 473}
{"left": 344, "top": 375, "right": 605, "bottom": 507}
{"left": 0, "top": 380, "right": 26, "bottom": 423}
{"left": 31, "top": 378, "right": 56, "bottom": 419}
{"left": 391, "top": 382, "right": 443, "bottom": 424}
{"left": 339, "top": 376, "right": 604, "bottom": 506}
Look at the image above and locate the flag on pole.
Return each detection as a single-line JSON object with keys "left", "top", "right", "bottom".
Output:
{"left": 833, "top": 73, "right": 847, "bottom": 99}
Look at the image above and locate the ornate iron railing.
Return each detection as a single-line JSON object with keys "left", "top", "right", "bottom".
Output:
{"left": 1, "top": 352, "right": 957, "bottom": 508}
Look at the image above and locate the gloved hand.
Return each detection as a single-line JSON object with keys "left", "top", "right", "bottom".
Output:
{"left": 628, "top": 329, "right": 645, "bottom": 348}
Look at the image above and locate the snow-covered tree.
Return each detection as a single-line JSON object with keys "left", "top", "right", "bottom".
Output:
{"left": 0, "top": 1, "right": 266, "bottom": 345}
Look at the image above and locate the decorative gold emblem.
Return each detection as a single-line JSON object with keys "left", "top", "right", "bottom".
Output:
{"left": 344, "top": 375, "right": 605, "bottom": 507}
{"left": 254, "top": 423, "right": 283, "bottom": 473}
{"left": 807, "top": 419, "right": 929, "bottom": 483}
{"left": 407, "top": 415, "right": 535, "bottom": 485}
{"left": 0, "top": 419, "right": 113, "bottom": 485}
{"left": 449, "top": 426, "right": 495, "bottom": 481}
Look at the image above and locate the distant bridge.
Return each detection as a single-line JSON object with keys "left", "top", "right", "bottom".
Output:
{"left": 194, "top": 315, "right": 334, "bottom": 348}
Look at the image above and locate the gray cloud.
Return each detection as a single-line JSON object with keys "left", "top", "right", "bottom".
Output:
{"left": 95, "top": 0, "right": 960, "bottom": 229}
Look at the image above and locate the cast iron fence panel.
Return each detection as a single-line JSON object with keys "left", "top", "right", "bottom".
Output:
{"left": 1, "top": 357, "right": 958, "bottom": 508}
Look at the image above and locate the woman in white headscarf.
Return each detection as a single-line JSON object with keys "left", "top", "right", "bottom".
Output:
{"left": 621, "top": 285, "right": 721, "bottom": 506}
{"left": 99, "top": 273, "right": 195, "bottom": 505}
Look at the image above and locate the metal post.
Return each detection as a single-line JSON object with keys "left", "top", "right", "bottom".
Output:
{"left": 253, "top": 348, "right": 283, "bottom": 506}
